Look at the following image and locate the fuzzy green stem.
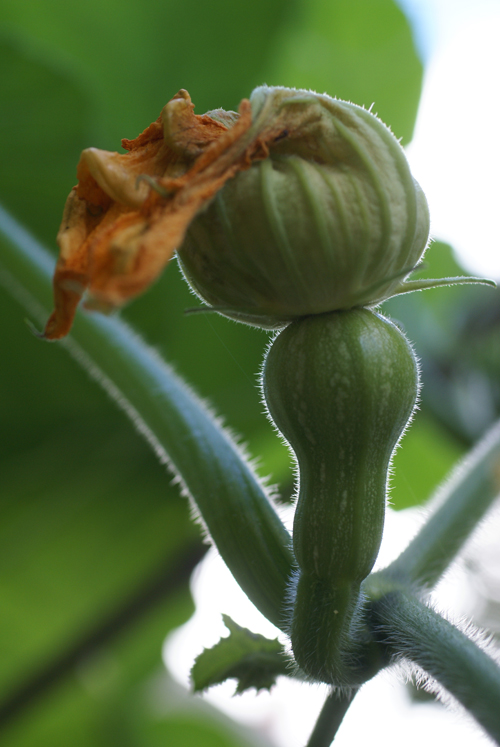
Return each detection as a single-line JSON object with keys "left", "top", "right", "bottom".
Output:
{"left": 305, "top": 688, "right": 357, "bottom": 747}
{"left": 0, "top": 203, "right": 294, "bottom": 630}
{"left": 380, "top": 419, "right": 500, "bottom": 588}
{"left": 369, "top": 590, "right": 500, "bottom": 743}
{"left": 291, "top": 576, "right": 366, "bottom": 686}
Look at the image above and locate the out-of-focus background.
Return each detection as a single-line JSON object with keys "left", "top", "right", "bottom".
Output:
{"left": 1, "top": 0, "right": 500, "bottom": 744}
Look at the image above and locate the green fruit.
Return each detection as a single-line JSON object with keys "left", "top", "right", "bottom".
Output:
{"left": 262, "top": 308, "right": 418, "bottom": 683}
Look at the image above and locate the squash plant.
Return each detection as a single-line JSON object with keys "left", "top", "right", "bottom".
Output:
{"left": 1, "top": 83, "right": 500, "bottom": 746}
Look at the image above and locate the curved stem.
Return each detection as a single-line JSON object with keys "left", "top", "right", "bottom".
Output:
{"left": 0, "top": 202, "right": 294, "bottom": 631}
{"left": 369, "top": 590, "right": 500, "bottom": 743}
{"left": 381, "top": 419, "right": 500, "bottom": 589}
{"left": 305, "top": 688, "right": 357, "bottom": 747}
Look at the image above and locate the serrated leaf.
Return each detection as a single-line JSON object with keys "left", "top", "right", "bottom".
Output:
{"left": 191, "top": 615, "right": 292, "bottom": 695}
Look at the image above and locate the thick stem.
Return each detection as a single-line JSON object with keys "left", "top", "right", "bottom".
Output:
{"left": 380, "top": 419, "right": 500, "bottom": 589}
{"left": 305, "top": 688, "right": 357, "bottom": 747}
{"left": 291, "top": 575, "right": 366, "bottom": 686}
{"left": 369, "top": 590, "right": 500, "bottom": 743}
{"left": 0, "top": 203, "right": 294, "bottom": 631}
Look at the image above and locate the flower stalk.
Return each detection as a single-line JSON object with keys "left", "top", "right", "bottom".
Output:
{"left": 305, "top": 689, "right": 357, "bottom": 747}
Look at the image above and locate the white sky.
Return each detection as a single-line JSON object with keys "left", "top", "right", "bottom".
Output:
{"left": 402, "top": 0, "right": 500, "bottom": 279}
{"left": 163, "top": 4, "right": 500, "bottom": 745}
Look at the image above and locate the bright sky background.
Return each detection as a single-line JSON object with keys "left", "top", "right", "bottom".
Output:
{"left": 401, "top": 0, "right": 500, "bottom": 279}
{"left": 164, "top": 3, "right": 500, "bottom": 745}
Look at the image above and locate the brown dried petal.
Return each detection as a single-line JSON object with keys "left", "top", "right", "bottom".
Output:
{"left": 43, "top": 89, "right": 312, "bottom": 340}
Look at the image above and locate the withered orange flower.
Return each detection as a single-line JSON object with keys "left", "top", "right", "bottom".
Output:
{"left": 43, "top": 89, "right": 282, "bottom": 339}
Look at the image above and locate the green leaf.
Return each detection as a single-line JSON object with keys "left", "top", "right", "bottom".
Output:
{"left": 390, "top": 411, "right": 464, "bottom": 510}
{"left": 0, "top": 0, "right": 295, "bottom": 140}
{"left": 265, "top": 0, "right": 423, "bottom": 143}
{"left": 191, "top": 615, "right": 291, "bottom": 694}
{"left": 0, "top": 34, "right": 92, "bottom": 245}
{"left": 2, "top": 595, "right": 195, "bottom": 747}
{"left": 126, "top": 671, "right": 271, "bottom": 747}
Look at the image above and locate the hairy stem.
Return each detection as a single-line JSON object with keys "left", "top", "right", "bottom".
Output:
{"left": 370, "top": 590, "right": 500, "bottom": 743}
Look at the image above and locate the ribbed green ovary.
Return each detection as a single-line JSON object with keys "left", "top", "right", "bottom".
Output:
{"left": 263, "top": 309, "right": 418, "bottom": 685}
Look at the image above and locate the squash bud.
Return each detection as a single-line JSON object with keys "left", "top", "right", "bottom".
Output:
{"left": 178, "top": 86, "right": 430, "bottom": 327}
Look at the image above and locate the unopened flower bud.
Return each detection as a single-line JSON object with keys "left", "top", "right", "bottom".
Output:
{"left": 178, "top": 86, "right": 430, "bottom": 327}
{"left": 43, "top": 86, "right": 492, "bottom": 339}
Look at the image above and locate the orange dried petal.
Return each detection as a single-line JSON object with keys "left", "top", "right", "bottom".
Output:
{"left": 161, "top": 89, "right": 229, "bottom": 158}
{"left": 43, "top": 89, "right": 287, "bottom": 339}
{"left": 121, "top": 116, "right": 163, "bottom": 152}
{"left": 44, "top": 189, "right": 97, "bottom": 339}
{"left": 84, "top": 99, "right": 256, "bottom": 310}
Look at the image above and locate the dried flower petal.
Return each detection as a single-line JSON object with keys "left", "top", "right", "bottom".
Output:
{"left": 43, "top": 90, "right": 262, "bottom": 339}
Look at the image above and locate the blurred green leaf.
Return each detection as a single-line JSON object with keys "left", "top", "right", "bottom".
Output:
{"left": 0, "top": 34, "right": 92, "bottom": 244}
{"left": 265, "top": 0, "right": 423, "bottom": 143}
{"left": 390, "top": 411, "right": 464, "bottom": 510}
{"left": 191, "top": 615, "right": 290, "bottom": 694}
{"left": 0, "top": 202, "right": 294, "bottom": 629}
{"left": 126, "top": 671, "right": 270, "bottom": 747}
{"left": 0, "top": 0, "right": 295, "bottom": 141}
{"left": 137, "top": 717, "right": 241, "bottom": 747}
{"left": 2, "top": 599, "right": 198, "bottom": 747}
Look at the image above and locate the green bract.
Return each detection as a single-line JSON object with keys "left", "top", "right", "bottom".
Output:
{"left": 178, "top": 86, "right": 430, "bottom": 327}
